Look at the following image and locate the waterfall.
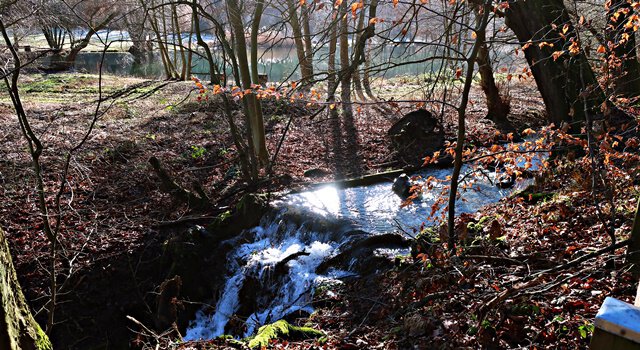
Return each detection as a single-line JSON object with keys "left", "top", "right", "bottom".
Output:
{"left": 184, "top": 146, "right": 544, "bottom": 339}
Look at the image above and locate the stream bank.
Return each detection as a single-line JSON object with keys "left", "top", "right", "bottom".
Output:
{"left": 175, "top": 157, "right": 640, "bottom": 349}
{"left": 0, "top": 72, "right": 550, "bottom": 349}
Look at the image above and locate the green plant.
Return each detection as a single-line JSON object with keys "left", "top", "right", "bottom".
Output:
{"left": 578, "top": 322, "right": 594, "bottom": 339}
{"left": 190, "top": 145, "right": 207, "bottom": 159}
{"left": 218, "top": 147, "right": 229, "bottom": 157}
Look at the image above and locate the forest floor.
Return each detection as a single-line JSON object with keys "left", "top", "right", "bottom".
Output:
{"left": 0, "top": 72, "right": 636, "bottom": 349}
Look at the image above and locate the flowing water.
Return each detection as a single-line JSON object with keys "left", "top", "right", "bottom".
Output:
{"left": 183, "top": 159, "right": 539, "bottom": 340}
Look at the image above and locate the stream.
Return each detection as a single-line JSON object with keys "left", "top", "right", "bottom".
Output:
{"left": 183, "top": 158, "right": 540, "bottom": 340}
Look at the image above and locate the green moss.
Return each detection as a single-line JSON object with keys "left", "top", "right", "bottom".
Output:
{"left": 477, "top": 215, "right": 494, "bottom": 226}
{"left": 34, "top": 323, "right": 53, "bottom": 350}
{"left": 415, "top": 227, "right": 438, "bottom": 242}
{"left": 467, "top": 216, "right": 497, "bottom": 234}
{"left": 247, "top": 320, "right": 324, "bottom": 349}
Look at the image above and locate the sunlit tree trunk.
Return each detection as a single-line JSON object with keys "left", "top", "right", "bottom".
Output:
{"left": 447, "top": 3, "right": 490, "bottom": 252}
{"left": 146, "top": 0, "right": 178, "bottom": 79}
{"left": 339, "top": 0, "right": 353, "bottom": 120}
{"left": 191, "top": 0, "right": 253, "bottom": 180}
{"left": 362, "top": 41, "right": 376, "bottom": 100}
{"left": 327, "top": 7, "right": 339, "bottom": 116}
{"left": 171, "top": 4, "right": 188, "bottom": 80}
{"left": 0, "top": 228, "right": 52, "bottom": 350}
{"left": 251, "top": 0, "right": 265, "bottom": 85}
{"left": 286, "top": 0, "right": 312, "bottom": 86}
{"left": 473, "top": 5, "right": 509, "bottom": 125}
{"left": 227, "top": 0, "right": 270, "bottom": 168}
{"left": 186, "top": 19, "right": 193, "bottom": 78}
{"left": 352, "top": 5, "right": 367, "bottom": 101}
{"left": 301, "top": 3, "right": 314, "bottom": 78}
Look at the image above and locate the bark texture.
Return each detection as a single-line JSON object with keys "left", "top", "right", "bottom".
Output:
{"left": 606, "top": 0, "right": 640, "bottom": 97}
{"left": 0, "top": 228, "right": 52, "bottom": 350}
{"left": 505, "top": 0, "right": 605, "bottom": 128}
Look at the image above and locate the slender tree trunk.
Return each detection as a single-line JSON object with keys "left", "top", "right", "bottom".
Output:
{"left": 186, "top": 20, "right": 193, "bottom": 78}
{"left": 362, "top": 41, "right": 376, "bottom": 100}
{"left": 250, "top": 0, "right": 265, "bottom": 85}
{"left": 473, "top": 5, "right": 510, "bottom": 125}
{"left": 504, "top": 0, "right": 605, "bottom": 130}
{"left": 1, "top": 22, "right": 63, "bottom": 333}
{"left": 339, "top": 0, "right": 353, "bottom": 120}
{"left": 352, "top": 5, "right": 367, "bottom": 101}
{"left": 301, "top": 3, "right": 314, "bottom": 78}
{"left": 42, "top": 26, "right": 65, "bottom": 50}
{"left": 477, "top": 41, "right": 509, "bottom": 124}
{"left": 172, "top": 4, "right": 187, "bottom": 80}
{"left": 447, "top": 3, "right": 490, "bottom": 253}
{"left": 606, "top": 0, "right": 640, "bottom": 97}
{"left": 146, "top": 0, "right": 176, "bottom": 79}
{"left": 286, "top": 0, "right": 312, "bottom": 86}
{"left": 227, "top": 0, "right": 270, "bottom": 168}
{"left": 191, "top": 0, "right": 253, "bottom": 180}
{"left": 328, "top": 8, "right": 339, "bottom": 113}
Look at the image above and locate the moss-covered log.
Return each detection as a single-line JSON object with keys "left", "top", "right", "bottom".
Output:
{"left": 0, "top": 228, "right": 52, "bottom": 350}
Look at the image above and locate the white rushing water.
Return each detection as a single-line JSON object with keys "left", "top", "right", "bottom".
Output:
{"left": 184, "top": 154, "right": 543, "bottom": 340}
{"left": 184, "top": 209, "right": 352, "bottom": 340}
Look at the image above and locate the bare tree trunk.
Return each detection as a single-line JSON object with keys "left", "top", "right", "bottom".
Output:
{"left": 447, "top": 2, "right": 490, "bottom": 253}
{"left": 477, "top": 41, "right": 510, "bottom": 124}
{"left": 250, "top": 0, "right": 265, "bottom": 85}
{"left": 48, "top": 14, "right": 115, "bottom": 71}
{"left": 146, "top": 0, "right": 177, "bottom": 79}
{"left": 327, "top": 7, "right": 339, "bottom": 114}
{"left": 227, "top": 0, "right": 270, "bottom": 168}
{"left": 171, "top": 4, "right": 188, "bottom": 80}
{"left": 339, "top": 0, "right": 353, "bottom": 119}
{"left": 286, "top": 0, "right": 312, "bottom": 86}
{"left": 362, "top": 41, "right": 376, "bottom": 100}
{"left": 473, "top": 6, "right": 510, "bottom": 127}
{"left": 301, "top": 3, "right": 314, "bottom": 78}
{"left": 124, "top": 9, "right": 151, "bottom": 65}
{"left": 42, "top": 26, "right": 65, "bottom": 50}
{"left": 191, "top": 0, "right": 253, "bottom": 180}
{"left": 352, "top": 5, "right": 367, "bottom": 101}
{"left": 186, "top": 19, "right": 193, "bottom": 78}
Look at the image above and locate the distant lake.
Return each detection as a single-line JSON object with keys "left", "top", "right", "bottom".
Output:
{"left": 62, "top": 44, "right": 448, "bottom": 82}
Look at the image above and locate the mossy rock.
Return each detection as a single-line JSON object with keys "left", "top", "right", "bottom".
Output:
{"left": 247, "top": 320, "right": 324, "bottom": 349}
{"left": 411, "top": 227, "right": 439, "bottom": 258}
{"left": 466, "top": 215, "right": 497, "bottom": 234}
